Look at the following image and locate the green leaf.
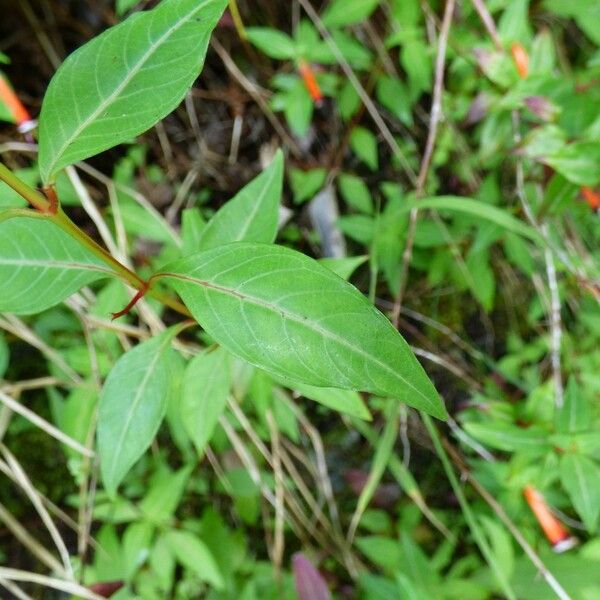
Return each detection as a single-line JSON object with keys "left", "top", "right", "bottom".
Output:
{"left": 350, "top": 401, "right": 400, "bottom": 536}
{"left": 165, "top": 530, "right": 224, "bottom": 589}
{"left": 0, "top": 217, "right": 112, "bottom": 315}
{"left": 117, "top": 201, "right": 176, "bottom": 243}
{"left": 54, "top": 385, "right": 97, "bottom": 458}
{"left": 196, "top": 150, "right": 284, "bottom": 251}
{"left": 498, "top": 0, "right": 532, "bottom": 44}
{"left": 339, "top": 173, "right": 374, "bottom": 214}
{"left": 139, "top": 465, "right": 192, "bottom": 523}
{"left": 401, "top": 39, "right": 432, "bottom": 100}
{"left": 544, "top": 141, "right": 600, "bottom": 186}
{"left": 0, "top": 168, "right": 37, "bottom": 208}
{"left": 0, "top": 331, "right": 8, "bottom": 379}
{"left": 376, "top": 76, "right": 413, "bottom": 126}
{"left": 319, "top": 255, "right": 369, "bottom": 280}
{"left": 98, "top": 328, "right": 177, "bottom": 496}
{"left": 560, "top": 453, "right": 600, "bottom": 533}
{"left": 480, "top": 516, "right": 515, "bottom": 584}
{"left": 38, "top": 0, "right": 228, "bottom": 183}
{"left": 158, "top": 243, "right": 446, "bottom": 419}
{"left": 246, "top": 28, "right": 297, "bottom": 60}
{"left": 122, "top": 521, "right": 154, "bottom": 579}
{"left": 555, "top": 377, "right": 591, "bottom": 434}
{"left": 282, "top": 79, "right": 313, "bottom": 137}
{"left": 0, "top": 75, "right": 16, "bottom": 123}
{"left": 181, "top": 208, "right": 206, "bottom": 256}
{"left": 322, "top": 0, "right": 380, "bottom": 27}
{"left": 150, "top": 534, "right": 176, "bottom": 591}
{"left": 393, "top": 196, "right": 543, "bottom": 244}
{"left": 289, "top": 167, "right": 327, "bottom": 204}
{"left": 463, "top": 422, "right": 549, "bottom": 454}
{"left": 116, "top": 0, "right": 140, "bottom": 16}
{"left": 291, "top": 382, "right": 372, "bottom": 421}
{"left": 350, "top": 127, "right": 379, "bottom": 171}
{"left": 181, "top": 347, "right": 231, "bottom": 455}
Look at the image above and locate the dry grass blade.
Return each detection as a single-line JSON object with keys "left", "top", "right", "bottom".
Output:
{"left": 0, "top": 390, "right": 94, "bottom": 457}
{"left": 0, "top": 568, "right": 105, "bottom": 600}
{"left": 297, "top": 0, "right": 417, "bottom": 185}
{"left": 0, "top": 315, "right": 81, "bottom": 384}
{"left": 0, "top": 578, "right": 33, "bottom": 600}
{"left": 0, "top": 502, "right": 65, "bottom": 575}
{"left": 0, "top": 444, "right": 73, "bottom": 579}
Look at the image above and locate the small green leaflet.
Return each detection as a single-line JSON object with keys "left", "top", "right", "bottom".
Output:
{"left": 98, "top": 327, "right": 177, "bottom": 496}
{"left": 348, "top": 401, "right": 400, "bottom": 540}
{"left": 38, "top": 0, "right": 228, "bottom": 183}
{"left": 195, "top": 150, "right": 284, "bottom": 251}
{"left": 319, "top": 255, "right": 368, "bottom": 280}
{"left": 291, "top": 382, "right": 372, "bottom": 421}
{"left": 139, "top": 465, "right": 192, "bottom": 523}
{"left": 157, "top": 243, "right": 446, "bottom": 419}
{"left": 165, "top": 530, "right": 224, "bottom": 589}
{"left": 322, "top": 0, "right": 380, "bottom": 27}
{"left": 246, "top": 28, "right": 297, "bottom": 60}
{"left": 181, "top": 347, "right": 231, "bottom": 455}
{"left": 555, "top": 377, "right": 590, "bottom": 434}
{"left": 560, "top": 453, "right": 600, "bottom": 533}
{"left": 0, "top": 217, "right": 113, "bottom": 314}
{"left": 544, "top": 141, "right": 600, "bottom": 187}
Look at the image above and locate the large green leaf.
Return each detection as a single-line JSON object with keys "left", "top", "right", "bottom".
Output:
{"left": 0, "top": 217, "right": 112, "bottom": 314}
{"left": 157, "top": 243, "right": 446, "bottom": 419}
{"left": 98, "top": 328, "right": 176, "bottom": 496}
{"left": 181, "top": 347, "right": 230, "bottom": 455}
{"left": 38, "top": 0, "right": 227, "bottom": 183}
{"left": 560, "top": 453, "right": 600, "bottom": 533}
{"left": 196, "top": 150, "right": 284, "bottom": 251}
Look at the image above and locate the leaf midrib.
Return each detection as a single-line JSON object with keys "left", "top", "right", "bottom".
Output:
{"left": 46, "top": 0, "right": 209, "bottom": 180}
{"left": 106, "top": 336, "right": 171, "bottom": 485}
{"left": 163, "top": 272, "right": 436, "bottom": 411}
{"left": 0, "top": 258, "right": 111, "bottom": 273}
{"left": 235, "top": 165, "right": 277, "bottom": 242}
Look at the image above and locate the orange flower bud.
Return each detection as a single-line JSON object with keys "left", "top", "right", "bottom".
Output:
{"left": 511, "top": 42, "right": 529, "bottom": 79}
{"left": 298, "top": 59, "right": 323, "bottom": 104}
{"left": 524, "top": 485, "right": 577, "bottom": 553}
{"left": 581, "top": 187, "right": 600, "bottom": 211}
{"left": 0, "top": 76, "right": 31, "bottom": 126}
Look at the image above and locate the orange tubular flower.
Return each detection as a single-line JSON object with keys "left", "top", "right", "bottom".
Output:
{"left": 0, "top": 75, "right": 36, "bottom": 133}
{"left": 524, "top": 485, "right": 577, "bottom": 553}
{"left": 298, "top": 58, "right": 323, "bottom": 105}
{"left": 510, "top": 42, "right": 529, "bottom": 79}
{"left": 581, "top": 187, "right": 600, "bottom": 211}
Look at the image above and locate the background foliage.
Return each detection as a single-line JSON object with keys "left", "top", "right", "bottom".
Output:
{"left": 0, "top": 0, "right": 599, "bottom": 599}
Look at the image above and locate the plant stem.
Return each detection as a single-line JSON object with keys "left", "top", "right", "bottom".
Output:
{"left": 422, "top": 413, "right": 518, "bottom": 600}
{"left": 50, "top": 209, "right": 145, "bottom": 288}
{"left": 0, "top": 162, "right": 50, "bottom": 213}
{"left": 228, "top": 0, "right": 247, "bottom": 40}
{"left": 0, "top": 163, "right": 190, "bottom": 317}
{"left": 50, "top": 209, "right": 190, "bottom": 316}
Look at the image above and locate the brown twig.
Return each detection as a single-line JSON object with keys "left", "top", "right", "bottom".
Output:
{"left": 391, "top": 0, "right": 456, "bottom": 326}
{"left": 469, "top": 0, "right": 503, "bottom": 51}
